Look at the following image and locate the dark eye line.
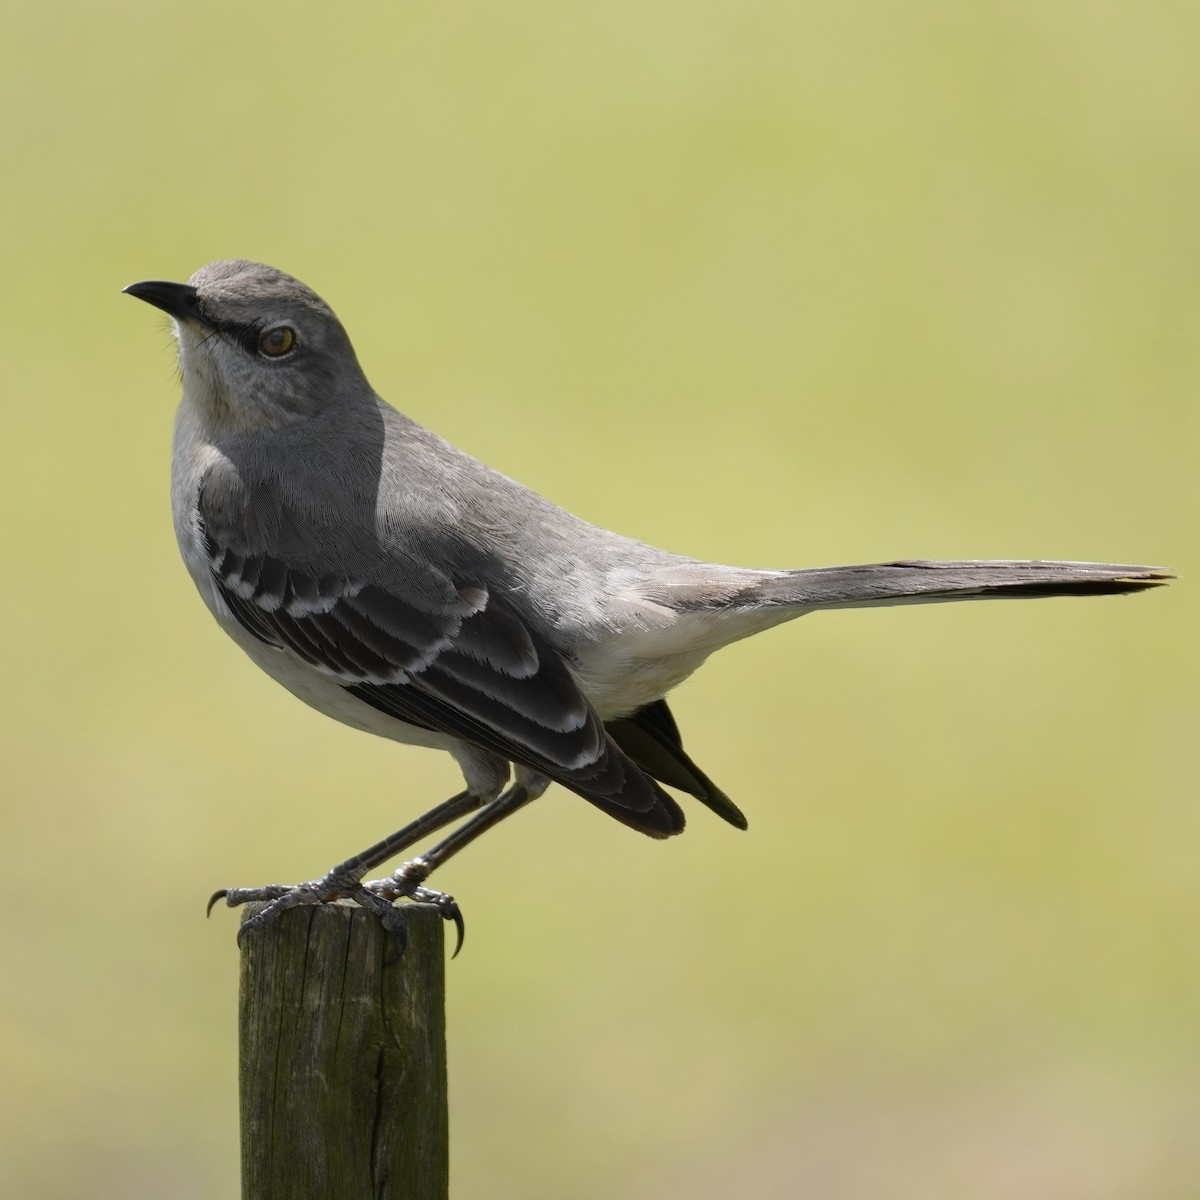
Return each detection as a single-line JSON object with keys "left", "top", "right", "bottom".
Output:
{"left": 209, "top": 317, "right": 263, "bottom": 347}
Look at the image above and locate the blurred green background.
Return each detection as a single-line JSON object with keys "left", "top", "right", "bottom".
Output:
{"left": 2, "top": 2, "right": 1196, "bottom": 1197}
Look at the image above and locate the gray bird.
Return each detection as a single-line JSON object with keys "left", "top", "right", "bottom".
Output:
{"left": 125, "top": 259, "right": 1169, "bottom": 950}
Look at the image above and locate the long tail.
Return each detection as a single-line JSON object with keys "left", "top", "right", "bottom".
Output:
{"left": 750, "top": 559, "right": 1171, "bottom": 610}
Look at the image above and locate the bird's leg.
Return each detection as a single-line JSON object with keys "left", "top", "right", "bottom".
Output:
{"left": 211, "top": 788, "right": 484, "bottom": 947}
{"left": 326, "top": 789, "right": 487, "bottom": 881}
{"left": 368, "top": 778, "right": 545, "bottom": 907}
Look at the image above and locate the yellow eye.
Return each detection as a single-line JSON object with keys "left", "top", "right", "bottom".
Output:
{"left": 258, "top": 325, "right": 296, "bottom": 357}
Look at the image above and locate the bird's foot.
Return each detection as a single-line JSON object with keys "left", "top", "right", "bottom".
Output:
{"left": 363, "top": 858, "right": 466, "bottom": 956}
{"left": 208, "top": 857, "right": 464, "bottom": 955}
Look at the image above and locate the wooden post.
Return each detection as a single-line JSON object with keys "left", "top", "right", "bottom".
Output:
{"left": 238, "top": 901, "right": 449, "bottom": 1200}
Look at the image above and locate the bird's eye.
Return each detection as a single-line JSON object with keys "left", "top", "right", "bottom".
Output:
{"left": 258, "top": 325, "right": 296, "bottom": 357}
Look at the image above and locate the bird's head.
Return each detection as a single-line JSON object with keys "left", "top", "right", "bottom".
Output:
{"left": 124, "top": 260, "right": 367, "bottom": 432}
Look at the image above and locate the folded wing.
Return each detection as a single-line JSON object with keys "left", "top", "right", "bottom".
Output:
{"left": 199, "top": 485, "right": 684, "bottom": 837}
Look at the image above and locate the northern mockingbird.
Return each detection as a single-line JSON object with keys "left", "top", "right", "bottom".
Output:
{"left": 125, "top": 260, "right": 1168, "bottom": 950}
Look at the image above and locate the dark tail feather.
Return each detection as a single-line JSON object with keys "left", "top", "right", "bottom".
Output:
{"left": 753, "top": 560, "right": 1172, "bottom": 610}
{"left": 607, "top": 699, "right": 748, "bottom": 830}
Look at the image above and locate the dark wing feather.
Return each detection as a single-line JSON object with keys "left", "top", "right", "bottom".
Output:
{"left": 607, "top": 699, "right": 747, "bottom": 829}
{"left": 200, "top": 514, "right": 683, "bottom": 838}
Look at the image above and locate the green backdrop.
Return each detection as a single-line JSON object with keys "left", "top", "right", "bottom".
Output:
{"left": 2, "top": 3, "right": 1195, "bottom": 1197}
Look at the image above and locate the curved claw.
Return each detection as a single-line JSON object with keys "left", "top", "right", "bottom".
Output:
{"left": 447, "top": 903, "right": 466, "bottom": 959}
{"left": 234, "top": 905, "right": 270, "bottom": 947}
{"left": 206, "top": 888, "right": 229, "bottom": 917}
{"left": 407, "top": 885, "right": 465, "bottom": 957}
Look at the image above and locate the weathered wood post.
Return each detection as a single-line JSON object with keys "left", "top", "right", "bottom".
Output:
{"left": 237, "top": 901, "right": 449, "bottom": 1200}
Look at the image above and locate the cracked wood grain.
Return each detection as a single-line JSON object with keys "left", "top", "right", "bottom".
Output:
{"left": 238, "top": 902, "right": 448, "bottom": 1200}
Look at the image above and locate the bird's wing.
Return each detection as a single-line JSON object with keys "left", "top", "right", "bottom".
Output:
{"left": 197, "top": 478, "right": 683, "bottom": 837}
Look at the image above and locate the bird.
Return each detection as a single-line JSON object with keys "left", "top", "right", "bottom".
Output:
{"left": 124, "top": 259, "right": 1169, "bottom": 951}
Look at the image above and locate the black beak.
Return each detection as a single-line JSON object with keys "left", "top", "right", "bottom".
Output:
{"left": 122, "top": 279, "right": 206, "bottom": 324}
